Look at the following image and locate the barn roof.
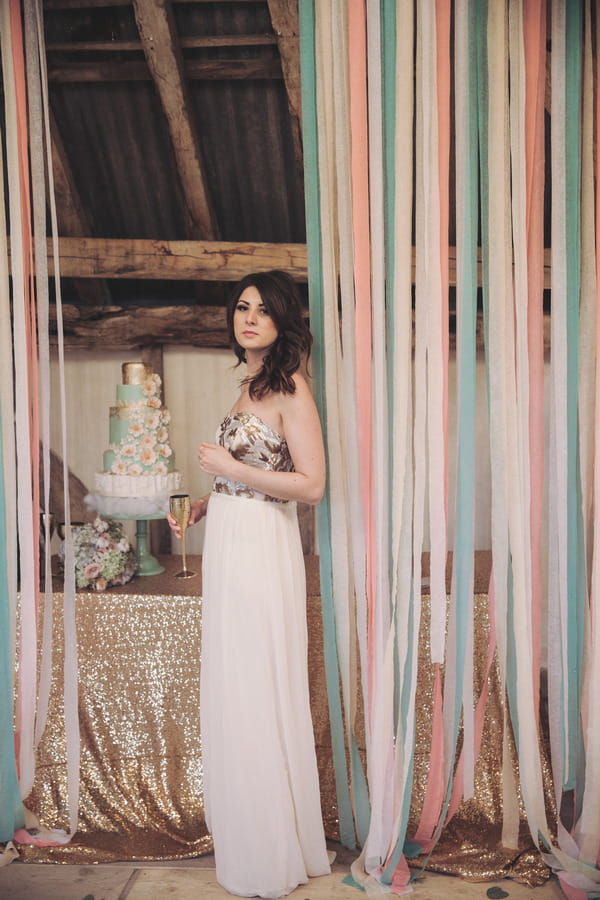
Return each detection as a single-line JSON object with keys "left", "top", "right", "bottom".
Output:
{"left": 10, "top": 0, "right": 307, "bottom": 346}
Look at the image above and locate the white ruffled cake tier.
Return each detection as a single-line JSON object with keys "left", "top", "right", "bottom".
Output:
{"left": 94, "top": 470, "right": 183, "bottom": 498}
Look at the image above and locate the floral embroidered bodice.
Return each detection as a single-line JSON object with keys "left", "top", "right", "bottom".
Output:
{"left": 212, "top": 411, "right": 293, "bottom": 503}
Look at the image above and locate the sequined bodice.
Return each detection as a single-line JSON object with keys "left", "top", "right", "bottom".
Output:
{"left": 212, "top": 412, "right": 293, "bottom": 503}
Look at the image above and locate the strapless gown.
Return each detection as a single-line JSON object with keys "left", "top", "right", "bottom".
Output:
{"left": 200, "top": 412, "right": 331, "bottom": 898}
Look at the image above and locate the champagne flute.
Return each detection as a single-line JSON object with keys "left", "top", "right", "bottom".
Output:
{"left": 169, "top": 494, "right": 196, "bottom": 578}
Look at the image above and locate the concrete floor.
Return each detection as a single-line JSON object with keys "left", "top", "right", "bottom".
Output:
{"left": 0, "top": 844, "right": 568, "bottom": 900}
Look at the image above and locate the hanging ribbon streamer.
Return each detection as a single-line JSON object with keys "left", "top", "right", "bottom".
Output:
{"left": 384, "top": 0, "right": 418, "bottom": 889}
{"left": 561, "top": 3, "right": 600, "bottom": 888}
{"left": 2, "top": 0, "right": 39, "bottom": 803}
{"left": 298, "top": 1, "right": 600, "bottom": 894}
{"left": 300, "top": 3, "right": 369, "bottom": 847}
{"left": 327, "top": 0, "right": 371, "bottom": 843}
{"left": 523, "top": 0, "right": 546, "bottom": 728}
{"left": 448, "top": 0, "right": 479, "bottom": 807}
{"left": 0, "top": 2, "right": 24, "bottom": 854}
{"left": 30, "top": 0, "right": 81, "bottom": 838}
{"left": 562, "top": 0, "right": 585, "bottom": 800}
{"left": 24, "top": 0, "right": 54, "bottom": 759}
{"left": 411, "top": 0, "right": 452, "bottom": 852}
{"left": 0, "top": 176, "right": 25, "bottom": 848}
{"left": 548, "top": 2, "right": 585, "bottom": 842}
{"left": 0, "top": 0, "right": 80, "bottom": 849}
{"left": 300, "top": 0, "right": 361, "bottom": 851}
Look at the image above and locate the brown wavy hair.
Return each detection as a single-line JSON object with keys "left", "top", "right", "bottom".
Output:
{"left": 226, "top": 270, "right": 313, "bottom": 400}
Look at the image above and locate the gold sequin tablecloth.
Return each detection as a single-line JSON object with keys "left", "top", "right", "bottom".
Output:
{"left": 20, "top": 552, "right": 553, "bottom": 885}
{"left": 20, "top": 555, "right": 338, "bottom": 864}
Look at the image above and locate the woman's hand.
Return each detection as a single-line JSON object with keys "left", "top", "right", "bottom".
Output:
{"left": 197, "top": 442, "right": 235, "bottom": 479}
{"left": 166, "top": 497, "right": 208, "bottom": 539}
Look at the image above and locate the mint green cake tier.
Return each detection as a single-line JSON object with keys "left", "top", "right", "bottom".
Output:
{"left": 107, "top": 406, "right": 171, "bottom": 449}
{"left": 103, "top": 446, "right": 175, "bottom": 473}
{"left": 116, "top": 383, "right": 147, "bottom": 404}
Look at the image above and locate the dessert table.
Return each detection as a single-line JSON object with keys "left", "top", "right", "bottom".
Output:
{"left": 19, "top": 552, "right": 551, "bottom": 886}
{"left": 21, "top": 555, "right": 338, "bottom": 863}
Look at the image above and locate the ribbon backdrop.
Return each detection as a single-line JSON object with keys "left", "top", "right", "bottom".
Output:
{"left": 0, "top": 0, "right": 78, "bottom": 858}
{"left": 300, "top": 1, "right": 600, "bottom": 897}
{"left": 2, "top": 1, "right": 600, "bottom": 897}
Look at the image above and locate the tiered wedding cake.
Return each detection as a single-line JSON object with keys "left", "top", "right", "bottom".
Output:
{"left": 92, "top": 362, "right": 182, "bottom": 512}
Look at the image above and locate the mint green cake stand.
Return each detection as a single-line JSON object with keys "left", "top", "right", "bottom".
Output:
{"left": 110, "top": 513, "right": 165, "bottom": 576}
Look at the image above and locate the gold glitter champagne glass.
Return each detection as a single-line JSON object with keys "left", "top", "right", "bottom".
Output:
{"left": 169, "top": 494, "right": 195, "bottom": 578}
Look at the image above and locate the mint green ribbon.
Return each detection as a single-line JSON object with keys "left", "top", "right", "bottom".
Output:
{"left": 299, "top": 0, "right": 359, "bottom": 849}
{"left": 563, "top": 0, "right": 585, "bottom": 795}
{"left": 0, "top": 417, "right": 25, "bottom": 840}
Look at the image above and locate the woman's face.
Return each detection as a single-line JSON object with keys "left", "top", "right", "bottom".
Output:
{"left": 233, "top": 285, "right": 279, "bottom": 356}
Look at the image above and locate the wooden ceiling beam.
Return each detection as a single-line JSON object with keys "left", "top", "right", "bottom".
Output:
{"left": 48, "top": 302, "right": 552, "bottom": 358}
{"left": 267, "top": 0, "right": 303, "bottom": 170}
{"left": 132, "top": 0, "right": 218, "bottom": 241}
{"left": 47, "top": 58, "right": 281, "bottom": 81}
{"left": 47, "top": 35, "right": 278, "bottom": 52}
{"left": 45, "top": 0, "right": 262, "bottom": 7}
{"left": 50, "top": 303, "right": 229, "bottom": 349}
{"left": 7, "top": 236, "right": 554, "bottom": 291}
{"left": 12, "top": 237, "right": 308, "bottom": 281}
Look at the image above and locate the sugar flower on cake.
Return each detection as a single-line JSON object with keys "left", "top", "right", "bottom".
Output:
{"left": 144, "top": 411, "right": 161, "bottom": 430}
{"left": 140, "top": 447, "right": 157, "bottom": 467}
{"left": 156, "top": 426, "right": 169, "bottom": 444}
{"left": 158, "top": 443, "right": 172, "bottom": 458}
{"left": 141, "top": 433, "right": 157, "bottom": 450}
{"left": 129, "top": 421, "right": 144, "bottom": 437}
{"left": 142, "top": 375, "right": 160, "bottom": 398}
{"left": 153, "top": 460, "right": 168, "bottom": 475}
{"left": 128, "top": 463, "right": 144, "bottom": 476}
{"left": 161, "top": 410, "right": 171, "bottom": 425}
{"left": 121, "top": 443, "right": 137, "bottom": 458}
{"left": 111, "top": 460, "right": 129, "bottom": 475}
{"left": 147, "top": 396, "right": 161, "bottom": 409}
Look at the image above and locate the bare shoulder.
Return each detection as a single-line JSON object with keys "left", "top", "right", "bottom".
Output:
{"left": 279, "top": 372, "right": 318, "bottom": 416}
{"left": 278, "top": 373, "right": 325, "bottom": 501}
{"left": 276, "top": 374, "right": 322, "bottom": 447}
{"left": 291, "top": 371, "right": 316, "bottom": 402}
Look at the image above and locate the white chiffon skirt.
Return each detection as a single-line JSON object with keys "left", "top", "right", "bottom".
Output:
{"left": 200, "top": 491, "right": 331, "bottom": 898}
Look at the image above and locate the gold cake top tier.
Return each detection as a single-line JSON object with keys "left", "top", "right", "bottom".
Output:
{"left": 122, "top": 362, "right": 151, "bottom": 385}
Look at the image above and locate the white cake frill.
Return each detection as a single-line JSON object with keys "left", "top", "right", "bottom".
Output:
{"left": 85, "top": 492, "right": 174, "bottom": 519}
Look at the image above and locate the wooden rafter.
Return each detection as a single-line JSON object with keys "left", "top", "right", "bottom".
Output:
{"left": 9, "top": 237, "right": 556, "bottom": 290}
{"left": 47, "top": 35, "right": 279, "bottom": 52}
{"left": 46, "top": 301, "right": 552, "bottom": 357}
{"left": 49, "top": 110, "right": 110, "bottom": 306}
{"left": 14, "top": 237, "right": 308, "bottom": 280}
{"left": 132, "top": 0, "right": 218, "bottom": 240}
{"left": 47, "top": 58, "right": 282, "bottom": 83}
{"left": 267, "top": 0, "right": 303, "bottom": 170}
{"left": 45, "top": 0, "right": 263, "bottom": 7}
{"left": 50, "top": 303, "right": 229, "bottom": 349}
